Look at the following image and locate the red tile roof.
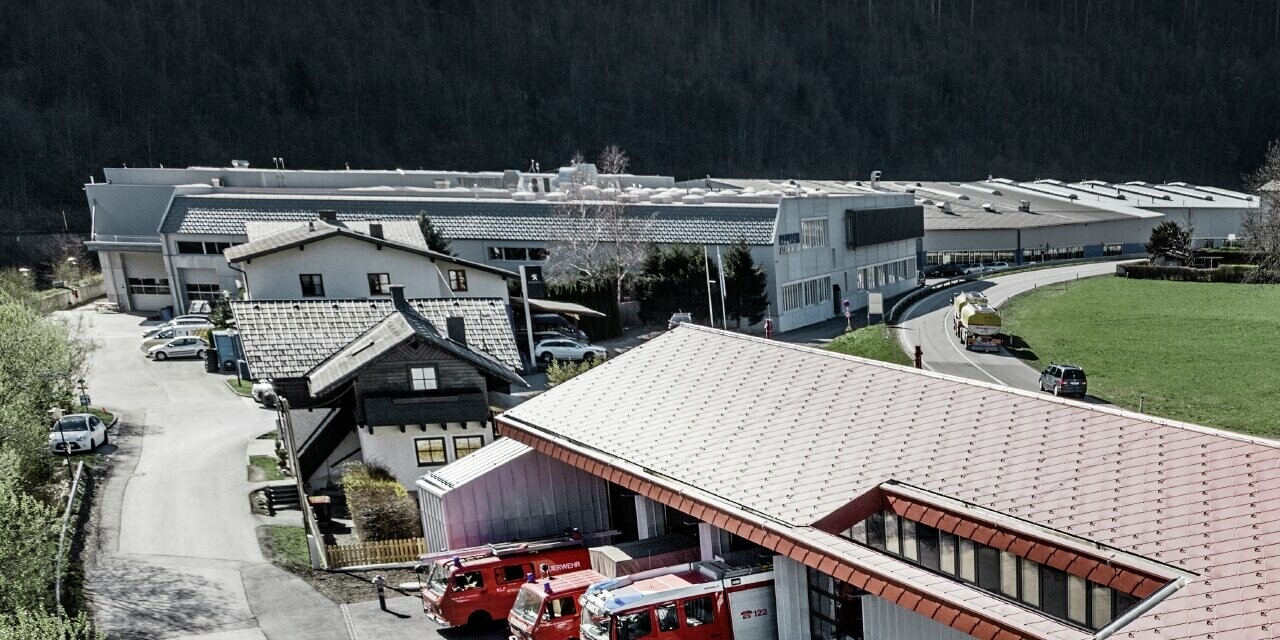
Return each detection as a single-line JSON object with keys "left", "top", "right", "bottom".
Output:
{"left": 499, "top": 325, "right": 1280, "bottom": 639}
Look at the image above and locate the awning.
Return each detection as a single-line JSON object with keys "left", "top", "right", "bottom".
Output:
{"left": 510, "top": 297, "right": 606, "bottom": 319}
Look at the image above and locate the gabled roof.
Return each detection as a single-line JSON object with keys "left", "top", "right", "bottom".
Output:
{"left": 160, "top": 194, "right": 779, "bottom": 245}
{"left": 230, "top": 297, "right": 520, "bottom": 379}
{"left": 498, "top": 325, "right": 1280, "bottom": 640}
{"left": 418, "top": 437, "right": 533, "bottom": 491}
{"left": 245, "top": 219, "right": 426, "bottom": 246}
{"left": 305, "top": 303, "right": 526, "bottom": 396}
{"left": 224, "top": 219, "right": 515, "bottom": 278}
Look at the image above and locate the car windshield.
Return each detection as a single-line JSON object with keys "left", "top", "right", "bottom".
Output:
{"left": 1063, "top": 369, "right": 1085, "bottom": 380}
{"left": 426, "top": 563, "right": 450, "bottom": 595}
{"left": 580, "top": 605, "right": 611, "bottom": 640}
{"left": 52, "top": 417, "right": 90, "bottom": 432}
{"left": 510, "top": 588, "right": 542, "bottom": 624}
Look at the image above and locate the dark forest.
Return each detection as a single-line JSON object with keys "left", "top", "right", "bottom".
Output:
{"left": 3, "top": 0, "right": 1279, "bottom": 232}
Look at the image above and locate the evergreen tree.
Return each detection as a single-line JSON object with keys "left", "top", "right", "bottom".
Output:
{"left": 1146, "top": 221, "right": 1192, "bottom": 264}
{"left": 723, "top": 240, "right": 768, "bottom": 327}
{"left": 417, "top": 214, "right": 453, "bottom": 256}
{"left": 634, "top": 244, "right": 717, "bottom": 323}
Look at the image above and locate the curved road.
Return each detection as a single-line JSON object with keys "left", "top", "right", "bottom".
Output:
{"left": 894, "top": 261, "right": 1124, "bottom": 394}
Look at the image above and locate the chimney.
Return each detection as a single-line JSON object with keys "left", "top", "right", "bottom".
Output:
{"left": 445, "top": 317, "right": 468, "bottom": 346}
{"left": 369, "top": 222, "right": 384, "bottom": 239}
{"left": 318, "top": 210, "right": 337, "bottom": 223}
{"left": 389, "top": 284, "right": 407, "bottom": 310}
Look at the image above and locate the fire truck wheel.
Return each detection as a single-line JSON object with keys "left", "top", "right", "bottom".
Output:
{"left": 466, "top": 610, "right": 492, "bottom": 627}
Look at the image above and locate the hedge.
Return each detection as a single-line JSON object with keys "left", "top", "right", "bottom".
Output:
{"left": 340, "top": 462, "right": 421, "bottom": 542}
{"left": 546, "top": 277, "right": 623, "bottom": 340}
{"left": 1117, "top": 263, "right": 1280, "bottom": 283}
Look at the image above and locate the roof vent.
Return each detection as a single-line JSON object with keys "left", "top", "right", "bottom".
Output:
{"left": 318, "top": 210, "right": 337, "bottom": 223}
{"left": 1018, "top": 200, "right": 1031, "bottom": 213}
{"left": 434, "top": 179, "right": 450, "bottom": 189}
{"left": 230, "top": 159, "right": 250, "bottom": 168}
{"left": 369, "top": 222, "right": 384, "bottom": 239}
{"left": 982, "top": 203, "right": 995, "bottom": 212}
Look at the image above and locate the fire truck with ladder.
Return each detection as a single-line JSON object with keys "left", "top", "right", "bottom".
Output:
{"left": 577, "top": 552, "right": 778, "bottom": 640}
{"left": 417, "top": 533, "right": 590, "bottom": 628}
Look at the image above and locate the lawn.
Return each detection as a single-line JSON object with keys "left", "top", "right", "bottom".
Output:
{"left": 263, "top": 525, "right": 311, "bottom": 569}
{"left": 225, "top": 377, "right": 253, "bottom": 396}
{"left": 825, "top": 324, "right": 913, "bottom": 367}
{"left": 249, "top": 455, "right": 285, "bottom": 481}
{"left": 1000, "top": 276, "right": 1280, "bottom": 437}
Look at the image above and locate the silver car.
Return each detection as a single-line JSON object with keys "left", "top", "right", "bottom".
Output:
{"left": 147, "top": 336, "right": 209, "bottom": 361}
{"left": 49, "top": 414, "right": 109, "bottom": 454}
{"left": 535, "top": 338, "right": 607, "bottom": 363}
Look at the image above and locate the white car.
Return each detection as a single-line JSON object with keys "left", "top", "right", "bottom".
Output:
{"left": 49, "top": 414, "right": 109, "bottom": 454}
{"left": 963, "top": 264, "right": 989, "bottom": 274}
{"left": 251, "top": 379, "right": 277, "bottom": 407}
{"left": 147, "top": 336, "right": 209, "bottom": 361}
{"left": 143, "top": 316, "right": 213, "bottom": 337}
{"left": 535, "top": 338, "right": 607, "bottom": 363}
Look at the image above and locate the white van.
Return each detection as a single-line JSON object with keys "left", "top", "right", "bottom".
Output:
{"left": 141, "top": 324, "right": 212, "bottom": 351}
{"left": 142, "top": 317, "right": 213, "bottom": 338}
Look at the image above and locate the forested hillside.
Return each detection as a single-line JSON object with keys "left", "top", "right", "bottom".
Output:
{"left": 3, "top": 0, "right": 1279, "bottom": 232}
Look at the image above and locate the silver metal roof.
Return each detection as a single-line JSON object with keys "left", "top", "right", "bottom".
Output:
{"left": 418, "top": 438, "right": 533, "bottom": 491}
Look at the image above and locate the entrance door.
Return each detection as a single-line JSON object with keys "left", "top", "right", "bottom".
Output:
{"left": 608, "top": 482, "right": 639, "bottom": 543}
{"left": 832, "top": 284, "right": 842, "bottom": 315}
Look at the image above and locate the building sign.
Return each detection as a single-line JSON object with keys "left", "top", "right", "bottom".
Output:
{"left": 523, "top": 265, "right": 545, "bottom": 299}
{"left": 778, "top": 232, "right": 801, "bottom": 255}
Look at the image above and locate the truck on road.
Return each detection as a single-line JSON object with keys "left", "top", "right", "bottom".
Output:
{"left": 951, "top": 291, "right": 1003, "bottom": 352}
{"left": 578, "top": 552, "right": 778, "bottom": 640}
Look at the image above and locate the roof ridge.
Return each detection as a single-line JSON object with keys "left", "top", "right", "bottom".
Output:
{"left": 674, "top": 324, "right": 1280, "bottom": 449}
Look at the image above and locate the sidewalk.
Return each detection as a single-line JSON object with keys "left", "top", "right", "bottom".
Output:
{"left": 341, "top": 596, "right": 507, "bottom": 640}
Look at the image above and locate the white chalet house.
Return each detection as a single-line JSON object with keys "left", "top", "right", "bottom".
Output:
{"left": 224, "top": 215, "right": 514, "bottom": 301}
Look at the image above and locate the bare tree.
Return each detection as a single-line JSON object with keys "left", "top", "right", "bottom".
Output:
{"left": 543, "top": 196, "right": 653, "bottom": 304}
{"left": 1242, "top": 140, "right": 1280, "bottom": 279}
{"left": 598, "top": 144, "right": 630, "bottom": 175}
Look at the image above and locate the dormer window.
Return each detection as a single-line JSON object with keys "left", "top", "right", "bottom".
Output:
{"left": 410, "top": 366, "right": 438, "bottom": 391}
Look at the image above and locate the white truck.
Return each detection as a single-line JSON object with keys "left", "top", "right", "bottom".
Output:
{"left": 951, "top": 291, "right": 1003, "bottom": 352}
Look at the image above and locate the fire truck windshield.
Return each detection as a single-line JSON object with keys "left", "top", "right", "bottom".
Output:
{"left": 510, "top": 588, "right": 541, "bottom": 624}
{"left": 425, "top": 563, "right": 450, "bottom": 595}
{"left": 580, "top": 605, "right": 611, "bottom": 640}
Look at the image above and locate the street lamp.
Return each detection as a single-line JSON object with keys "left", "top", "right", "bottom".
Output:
{"left": 49, "top": 406, "right": 68, "bottom": 464}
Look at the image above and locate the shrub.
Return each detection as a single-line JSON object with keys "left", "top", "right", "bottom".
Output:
{"left": 0, "top": 610, "right": 103, "bottom": 640}
{"left": 340, "top": 462, "right": 421, "bottom": 542}
{"left": 546, "top": 357, "right": 606, "bottom": 387}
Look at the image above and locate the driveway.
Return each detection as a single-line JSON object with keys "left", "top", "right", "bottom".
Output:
{"left": 893, "top": 262, "right": 1123, "bottom": 393}
{"left": 72, "top": 308, "right": 346, "bottom": 640}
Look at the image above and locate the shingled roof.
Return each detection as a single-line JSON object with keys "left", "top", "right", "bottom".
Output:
{"left": 230, "top": 297, "right": 520, "bottom": 379}
{"left": 160, "top": 194, "right": 779, "bottom": 245}
{"left": 498, "top": 325, "right": 1280, "bottom": 640}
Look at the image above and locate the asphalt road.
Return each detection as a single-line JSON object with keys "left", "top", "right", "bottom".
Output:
{"left": 894, "top": 262, "right": 1124, "bottom": 394}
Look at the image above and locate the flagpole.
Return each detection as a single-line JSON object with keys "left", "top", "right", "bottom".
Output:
{"left": 704, "top": 246, "right": 715, "bottom": 327}
{"left": 716, "top": 246, "right": 728, "bottom": 329}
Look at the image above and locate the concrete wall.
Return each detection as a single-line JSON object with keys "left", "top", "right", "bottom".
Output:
{"left": 359, "top": 422, "right": 493, "bottom": 492}
{"left": 163, "top": 234, "right": 247, "bottom": 309}
{"left": 240, "top": 234, "right": 508, "bottom": 300}
{"left": 861, "top": 594, "right": 975, "bottom": 640}
{"left": 121, "top": 251, "right": 172, "bottom": 311}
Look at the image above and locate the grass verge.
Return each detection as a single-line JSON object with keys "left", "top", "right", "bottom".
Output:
{"left": 1000, "top": 276, "right": 1280, "bottom": 437}
{"left": 825, "top": 324, "right": 913, "bottom": 367}
{"left": 255, "top": 525, "right": 420, "bottom": 604}
{"left": 225, "top": 377, "right": 253, "bottom": 396}
{"left": 249, "top": 455, "right": 285, "bottom": 481}
{"left": 74, "top": 406, "right": 114, "bottom": 425}
{"left": 262, "top": 525, "right": 311, "bottom": 569}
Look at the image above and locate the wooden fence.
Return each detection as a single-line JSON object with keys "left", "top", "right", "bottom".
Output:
{"left": 325, "top": 537, "right": 426, "bottom": 569}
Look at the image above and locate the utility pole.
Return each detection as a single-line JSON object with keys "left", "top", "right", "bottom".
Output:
{"left": 518, "top": 266, "right": 536, "bottom": 369}
{"left": 716, "top": 246, "right": 728, "bottom": 329}
{"left": 703, "top": 246, "right": 715, "bottom": 327}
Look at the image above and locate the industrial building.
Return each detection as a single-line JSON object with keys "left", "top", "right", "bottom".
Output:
{"left": 689, "top": 177, "right": 1257, "bottom": 267}
{"left": 85, "top": 163, "right": 923, "bottom": 332}
{"left": 454, "top": 324, "right": 1278, "bottom": 640}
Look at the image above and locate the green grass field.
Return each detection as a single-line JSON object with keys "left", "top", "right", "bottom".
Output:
{"left": 225, "top": 378, "right": 253, "bottom": 396}
{"left": 1000, "top": 277, "right": 1280, "bottom": 438}
{"left": 249, "top": 455, "right": 285, "bottom": 481}
{"left": 825, "top": 324, "right": 914, "bottom": 367}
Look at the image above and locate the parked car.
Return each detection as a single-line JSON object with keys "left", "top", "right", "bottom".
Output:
{"left": 147, "top": 336, "right": 209, "bottom": 361}
{"left": 989, "top": 261, "right": 1011, "bottom": 270}
{"left": 928, "top": 263, "right": 969, "bottom": 278}
{"left": 1039, "top": 363, "right": 1088, "bottom": 397}
{"left": 667, "top": 312, "right": 693, "bottom": 330}
{"left": 963, "top": 263, "right": 990, "bottom": 275}
{"left": 141, "top": 325, "right": 213, "bottom": 351}
{"left": 535, "top": 338, "right": 607, "bottom": 363}
{"left": 251, "top": 379, "right": 277, "bottom": 407}
{"left": 49, "top": 414, "right": 109, "bottom": 454}
{"left": 143, "top": 317, "right": 213, "bottom": 338}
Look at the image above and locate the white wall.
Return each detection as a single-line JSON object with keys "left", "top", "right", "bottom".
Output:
{"left": 861, "top": 594, "right": 975, "bottom": 640}
{"left": 120, "top": 251, "right": 172, "bottom": 311}
{"left": 241, "top": 235, "right": 509, "bottom": 301}
{"left": 358, "top": 422, "right": 493, "bottom": 492}
{"left": 772, "top": 556, "right": 812, "bottom": 640}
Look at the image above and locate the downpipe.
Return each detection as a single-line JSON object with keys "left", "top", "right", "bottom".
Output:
{"left": 1093, "top": 577, "right": 1188, "bottom": 640}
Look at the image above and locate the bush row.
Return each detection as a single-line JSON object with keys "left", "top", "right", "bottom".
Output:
{"left": 1117, "top": 264, "right": 1280, "bottom": 283}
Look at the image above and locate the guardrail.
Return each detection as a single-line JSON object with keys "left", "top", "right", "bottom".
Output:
{"left": 54, "top": 461, "right": 87, "bottom": 615}
{"left": 886, "top": 276, "right": 977, "bottom": 325}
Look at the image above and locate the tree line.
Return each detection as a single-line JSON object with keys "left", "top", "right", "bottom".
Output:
{"left": 3, "top": 0, "right": 1279, "bottom": 241}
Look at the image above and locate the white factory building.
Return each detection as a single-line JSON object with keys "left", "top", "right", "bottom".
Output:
{"left": 84, "top": 163, "right": 923, "bottom": 332}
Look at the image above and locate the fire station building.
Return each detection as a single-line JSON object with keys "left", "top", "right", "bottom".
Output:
{"left": 483, "top": 325, "right": 1278, "bottom": 640}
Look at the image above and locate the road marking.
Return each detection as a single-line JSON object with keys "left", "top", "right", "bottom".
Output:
{"left": 340, "top": 603, "right": 358, "bottom": 640}
{"left": 940, "top": 311, "right": 1007, "bottom": 385}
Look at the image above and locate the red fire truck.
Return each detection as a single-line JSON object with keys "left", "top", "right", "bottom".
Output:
{"left": 577, "top": 554, "right": 778, "bottom": 640}
{"left": 417, "top": 534, "right": 591, "bottom": 627}
{"left": 508, "top": 568, "right": 609, "bottom": 640}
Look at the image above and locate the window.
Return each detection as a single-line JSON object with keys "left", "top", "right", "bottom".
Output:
{"left": 801, "top": 218, "right": 829, "bottom": 248}
{"left": 454, "top": 435, "right": 484, "bottom": 459}
{"left": 1040, "top": 566, "right": 1069, "bottom": 620}
{"left": 410, "top": 366, "right": 438, "bottom": 391}
{"left": 1020, "top": 558, "right": 1041, "bottom": 607}
{"left": 452, "top": 570, "right": 483, "bottom": 591}
{"left": 884, "top": 513, "right": 900, "bottom": 555}
{"left": 127, "top": 277, "right": 170, "bottom": 295}
{"left": 185, "top": 282, "right": 221, "bottom": 301}
{"left": 548, "top": 596, "right": 576, "bottom": 619}
{"left": 780, "top": 276, "right": 832, "bottom": 313}
{"left": 204, "top": 241, "right": 232, "bottom": 254}
{"left": 865, "top": 512, "right": 885, "bottom": 550}
{"left": 499, "top": 564, "right": 530, "bottom": 583}
{"left": 1089, "top": 583, "right": 1112, "bottom": 629}
{"left": 488, "top": 247, "right": 502, "bottom": 260}
{"left": 976, "top": 544, "right": 1000, "bottom": 593}
{"left": 616, "top": 611, "right": 652, "bottom": 640}
{"left": 176, "top": 241, "right": 205, "bottom": 254}
{"left": 900, "top": 519, "right": 918, "bottom": 561}
{"left": 299, "top": 274, "right": 324, "bottom": 297}
{"left": 683, "top": 597, "right": 714, "bottom": 625}
{"left": 958, "top": 538, "right": 977, "bottom": 582}
{"left": 448, "top": 270, "right": 468, "bottom": 292}
{"left": 656, "top": 604, "right": 679, "bottom": 631}
{"left": 938, "top": 531, "right": 957, "bottom": 576}
{"left": 177, "top": 241, "right": 234, "bottom": 255}
{"left": 367, "top": 273, "right": 390, "bottom": 295}
{"left": 1067, "top": 575, "right": 1089, "bottom": 625}
{"left": 916, "top": 524, "right": 941, "bottom": 571}
{"left": 528, "top": 247, "right": 549, "bottom": 261}
{"left": 503, "top": 247, "right": 528, "bottom": 261}
{"left": 999, "top": 551, "right": 1019, "bottom": 597}
{"left": 415, "top": 437, "right": 446, "bottom": 466}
